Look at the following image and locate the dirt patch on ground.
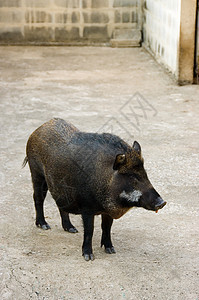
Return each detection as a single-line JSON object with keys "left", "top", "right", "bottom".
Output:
{"left": 0, "top": 46, "right": 199, "bottom": 299}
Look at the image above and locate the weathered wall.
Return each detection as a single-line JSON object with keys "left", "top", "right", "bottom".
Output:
{"left": 178, "top": 0, "right": 197, "bottom": 84}
{"left": 0, "top": 0, "right": 141, "bottom": 45}
{"left": 143, "top": 0, "right": 181, "bottom": 76}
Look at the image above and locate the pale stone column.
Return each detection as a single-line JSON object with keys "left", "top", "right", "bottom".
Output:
{"left": 178, "top": 0, "right": 197, "bottom": 84}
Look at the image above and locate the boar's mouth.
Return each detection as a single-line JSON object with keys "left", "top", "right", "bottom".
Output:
{"left": 119, "top": 191, "right": 166, "bottom": 213}
{"left": 136, "top": 200, "right": 167, "bottom": 212}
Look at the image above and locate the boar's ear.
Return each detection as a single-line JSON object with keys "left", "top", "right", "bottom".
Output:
{"left": 113, "top": 154, "right": 126, "bottom": 170}
{"left": 133, "top": 141, "right": 141, "bottom": 155}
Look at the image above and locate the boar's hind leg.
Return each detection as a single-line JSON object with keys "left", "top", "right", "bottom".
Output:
{"left": 101, "top": 214, "right": 116, "bottom": 254}
{"left": 82, "top": 214, "right": 95, "bottom": 261}
{"left": 59, "top": 209, "right": 78, "bottom": 233}
{"left": 32, "top": 175, "right": 51, "bottom": 230}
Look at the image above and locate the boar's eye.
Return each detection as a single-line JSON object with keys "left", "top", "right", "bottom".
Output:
{"left": 129, "top": 173, "right": 141, "bottom": 181}
{"left": 133, "top": 162, "right": 143, "bottom": 170}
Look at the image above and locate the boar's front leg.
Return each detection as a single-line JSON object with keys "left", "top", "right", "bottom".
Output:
{"left": 82, "top": 213, "right": 95, "bottom": 261}
{"left": 101, "top": 214, "right": 116, "bottom": 254}
{"left": 59, "top": 208, "right": 78, "bottom": 233}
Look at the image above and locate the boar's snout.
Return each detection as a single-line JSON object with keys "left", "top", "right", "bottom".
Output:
{"left": 154, "top": 197, "right": 166, "bottom": 211}
{"left": 140, "top": 188, "right": 166, "bottom": 211}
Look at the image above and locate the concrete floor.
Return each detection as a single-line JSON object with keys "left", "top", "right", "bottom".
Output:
{"left": 0, "top": 46, "right": 199, "bottom": 299}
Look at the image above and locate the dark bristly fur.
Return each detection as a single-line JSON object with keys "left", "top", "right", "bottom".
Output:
{"left": 24, "top": 118, "right": 166, "bottom": 261}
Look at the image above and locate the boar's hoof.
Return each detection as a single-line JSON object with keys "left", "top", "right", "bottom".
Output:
{"left": 83, "top": 254, "right": 95, "bottom": 261}
{"left": 105, "top": 247, "right": 116, "bottom": 254}
{"left": 41, "top": 224, "right": 51, "bottom": 230}
{"left": 67, "top": 227, "right": 78, "bottom": 233}
{"left": 36, "top": 222, "right": 51, "bottom": 230}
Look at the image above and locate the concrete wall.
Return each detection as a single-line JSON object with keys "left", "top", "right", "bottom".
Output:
{"left": 178, "top": 0, "right": 197, "bottom": 84}
{"left": 143, "top": 0, "right": 181, "bottom": 76}
{"left": 143, "top": 0, "right": 197, "bottom": 83}
{"left": 0, "top": 0, "right": 141, "bottom": 45}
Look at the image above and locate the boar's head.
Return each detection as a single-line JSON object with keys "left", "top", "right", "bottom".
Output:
{"left": 113, "top": 141, "right": 166, "bottom": 212}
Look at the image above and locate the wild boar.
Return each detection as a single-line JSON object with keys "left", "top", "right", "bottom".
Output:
{"left": 23, "top": 118, "right": 166, "bottom": 261}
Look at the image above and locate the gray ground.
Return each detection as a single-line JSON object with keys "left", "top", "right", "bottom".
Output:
{"left": 0, "top": 46, "right": 199, "bottom": 300}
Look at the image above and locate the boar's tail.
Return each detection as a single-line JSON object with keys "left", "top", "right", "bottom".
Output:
{"left": 22, "top": 156, "right": 28, "bottom": 168}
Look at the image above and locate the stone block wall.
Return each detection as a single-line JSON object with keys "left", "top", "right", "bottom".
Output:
{"left": 143, "top": 0, "right": 181, "bottom": 76}
{"left": 0, "top": 0, "right": 141, "bottom": 44}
